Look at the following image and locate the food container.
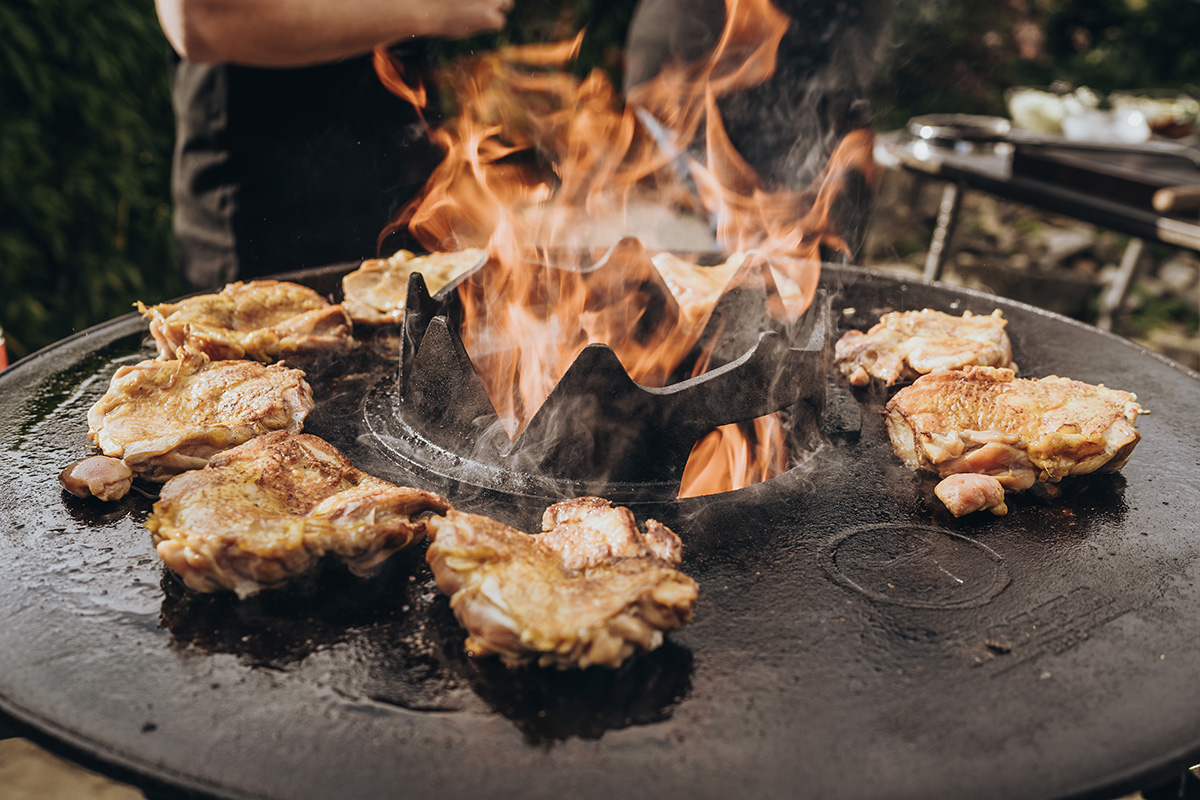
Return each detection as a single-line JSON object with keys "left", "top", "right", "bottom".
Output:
{"left": 1005, "top": 84, "right": 1101, "bottom": 134}
{"left": 1060, "top": 107, "right": 1151, "bottom": 143}
{"left": 1108, "top": 89, "right": 1200, "bottom": 138}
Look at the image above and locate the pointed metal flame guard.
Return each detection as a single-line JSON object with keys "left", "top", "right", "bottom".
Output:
{"left": 364, "top": 261, "right": 830, "bottom": 500}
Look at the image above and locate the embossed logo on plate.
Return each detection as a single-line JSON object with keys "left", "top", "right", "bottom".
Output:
{"left": 821, "top": 524, "right": 1011, "bottom": 609}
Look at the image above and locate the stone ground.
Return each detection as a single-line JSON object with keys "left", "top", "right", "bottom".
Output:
{"left": 2, "top": 169, "right": 1198, "bottom": 799}
{"left": 0, "top": 737, "right": 144, "bottom": 799}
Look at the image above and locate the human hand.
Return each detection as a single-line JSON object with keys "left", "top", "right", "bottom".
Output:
{"left": 423, "top": 0, "right": 514, "bottom": 39}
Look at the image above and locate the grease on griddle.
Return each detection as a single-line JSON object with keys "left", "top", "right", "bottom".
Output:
{"left": 158, "top": 549, "right": 694, "bottom": 743}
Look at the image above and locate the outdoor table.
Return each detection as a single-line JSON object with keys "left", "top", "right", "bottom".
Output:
{"left": 875, "top": 129, "right": 1200, "bottom": 328}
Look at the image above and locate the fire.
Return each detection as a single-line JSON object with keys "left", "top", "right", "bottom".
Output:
{"left": 374, "top": 0, "right": 878, "bottom": 495}
{"left": 678, "top": 415, "right": 790, "bottom": 498}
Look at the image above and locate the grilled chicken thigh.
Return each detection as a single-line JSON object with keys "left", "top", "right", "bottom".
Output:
{"left": 147, "top": 432, "right": 450, "bottom": 598}
{"left": 341, "top": 248, "right": 484, "bottom": 324}
{"left": 835, "top": 309, "right": 1017, "bottom": 387}
{"left": 88, "top": 348, "right": 314, "bottom": 481}
{"left": 426, "top": 497, "right": 698, "bottom": 669}
{"left": 138, "top": 280, "right": 352, "bottom": 362}
{"left": 886, "top": 366, "right": 1142, "bottom": 516}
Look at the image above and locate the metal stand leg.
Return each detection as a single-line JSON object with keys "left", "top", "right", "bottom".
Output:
{"left": 1097, "top": 237, "right": 1146, "bottom": 331}
{"left": 923, "top": 181, "right": 963, "bottom": 282}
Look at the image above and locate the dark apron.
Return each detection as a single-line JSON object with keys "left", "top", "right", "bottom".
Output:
{"left": 170, "top": 46, "right": 441, "bottom": 289}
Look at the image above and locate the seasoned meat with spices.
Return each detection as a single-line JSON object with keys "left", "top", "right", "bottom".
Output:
{"left": 835, "top": 309, "right": 1016, "bottom": 387}
{"left": 147, "top": 432, "right": 450, "bottom": 598}
{"left": 341, "top": 249, "right": 485, "bottom": 324}
{"left": 138, "top": 280, "right": 352, "bottom": 362}
{"left": 886, "top": 366, "right": 1142, "bottom": 515}
{"left": 87, "top": 348, "right": 313, "bottom": 481}
{"left": 426, "top": 497, "right": 698, "bottom": 670}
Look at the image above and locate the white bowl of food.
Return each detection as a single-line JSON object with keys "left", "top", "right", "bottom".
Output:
{"left": 1005, "top": 84, "right": 1101, "bottom": 134}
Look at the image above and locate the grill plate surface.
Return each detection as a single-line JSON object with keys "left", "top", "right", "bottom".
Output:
{"left": 2, "top": 264, "right": 1199, "bottom": 800}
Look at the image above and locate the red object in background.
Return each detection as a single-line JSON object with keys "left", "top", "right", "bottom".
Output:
{"left": 0, "top": 325, "right": 7, "bottom": 371}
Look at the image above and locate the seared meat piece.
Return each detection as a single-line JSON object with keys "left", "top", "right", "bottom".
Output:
{"left": 341, "top": 248, "right": 485, "bottom": 324}
{"left": 835, "top": 309, "right": 1017, "bottom": 387}
{"left": 426, "top": 497, "right": 698, "bottom": 670}
{"left": 88, "top": 348, "right": 314, "bottom": 481}
{"left": 934, "top": 473, "right": 1009, "bottom": 518}
{"left": 58, "top": 456, "right": 134, "bottom": 502}
{"left": 886, "top": 366, "right": 1142, "bottom": 515}
{"left": 147, "top": 432, "right": 450, "bottom": 598}
{"left": 651, "top": 251, "right": 744, "bottom": 326}
{"left": 138, "top": 280, "right": 352, "bottom": 362}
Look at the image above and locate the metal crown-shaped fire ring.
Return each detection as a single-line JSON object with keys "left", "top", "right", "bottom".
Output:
{"left": 362, "top": 248, "right": 829, "bottom": 500}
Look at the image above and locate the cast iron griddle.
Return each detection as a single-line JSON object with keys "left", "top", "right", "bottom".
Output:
{"left": 2, "top": 263, "right": 1200, "bottom": 800}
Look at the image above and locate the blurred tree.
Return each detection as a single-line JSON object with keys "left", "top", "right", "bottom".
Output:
{"left": 871, "top": 0, "right": 1200, "bottom": 130}
{"left": 1041, "top": 0, "right": 1200, "bottom": 91}
{"left": 870, "top": 0, "right": 1047, "bottom": 128}
{"left": 0, "top": 0, "right": 180, "bottom": 360}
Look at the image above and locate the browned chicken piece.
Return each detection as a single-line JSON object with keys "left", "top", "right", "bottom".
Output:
{"left": 651, "top": 251, "right": 744, "bottom": 326}
{"left": 341, "top": 248, "right": 485, "bottom": 324}
{"left": 147, "top": 432, "right": 451, "bottom": 598}
{"left": 137, "top": 280, "right": 353, "bottom": 362}
{"left": 886, "top": 366, "right": 1142, "bottom": 515}
{"left": 88, "top": 348, "right": 314, "bottom": 481}
{"left": 58, "top": 456, "right": 134, "bottom": 502}
{"left": 835, "top": 309, "right": 1017, "bottom": 387}
{"left": 425, "top": 497, "right": 698, "bottom": 670}
{"left": 934, "top": 473, "right": 1009, "bottom": 518}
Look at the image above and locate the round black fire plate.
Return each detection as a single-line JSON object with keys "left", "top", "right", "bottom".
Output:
{"left": 2, "top": 264, "right": 1199, "bottom": 800}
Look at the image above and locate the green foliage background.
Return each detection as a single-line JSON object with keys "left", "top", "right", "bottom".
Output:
{"left": 871, "top": 0, "right": 1200, "bottom": 129}
{"left": 1, "top": 0, "right": 1195, "bottom": 360}
{"left": 1, "top": 0, "right": 181, "bottom": 360}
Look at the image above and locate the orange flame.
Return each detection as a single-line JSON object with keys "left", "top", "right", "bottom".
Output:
{"left": 679, "top": 415, "right": 790, "bottom": 498}
{"left": 373, "top": 46, "right": 427, "bottom": 114}
{"left": 375, "top": 0, "right": 878, "bottom": 494}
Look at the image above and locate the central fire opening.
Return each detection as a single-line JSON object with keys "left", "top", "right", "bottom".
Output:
{"left": 362, "top": 240, "right": 833, "bottom": 501}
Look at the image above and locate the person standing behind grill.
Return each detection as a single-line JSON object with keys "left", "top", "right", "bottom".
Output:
{"left": 154, "top": 0, "right": 513, "bottom": 289}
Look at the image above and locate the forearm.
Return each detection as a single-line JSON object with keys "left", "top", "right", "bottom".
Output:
{"left": 156, "top": 0, "right": 500, "bottom": 66}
